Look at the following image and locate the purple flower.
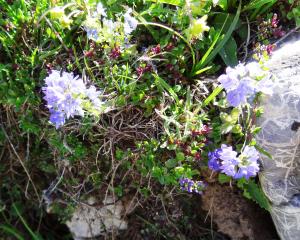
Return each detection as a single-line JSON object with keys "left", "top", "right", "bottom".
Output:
{"left": 234, "top": 146, "right": 260, "bottom": 179}
{"left": 179, "top": 177, "right": 206, "bottom": 194}
{"left": 86, "top": 85, "right": 103, "bottom": 108}
{"left": 49, "top": 109, "right": 66, "bottom": 129}
{"left": 219, "top": 144, "right": 238, "bottom": 161}
{"left": 124, "top": 8, "right": 138, "bottom": 35}
{"left": 246, "top": 62, "right": 264, "bottom": 78}
{"left": 43, "top": 70, "right": 104, "bottom": 128}
{"left": 219, "top": 145, "right": 239, "bottom": 177}
{"left": 86, "top": 27, "right": 99, "bottom": 41}
{"left": 218, "top": 73, "right": 239, "bottom": 91}
{"left": 208, "top": 144, "right": 260, "bottom": 180}
{"left": 208, "top": 149, "right": 222, "bottom": 171}
{"left": 218, "top": 62, "right": 273, "bottom": 107}
{"left": 42, "top": 71, "right": 85, "bottom": 127}
{"left": 226, "top": 78, "right": 256, "bottom": 107}
{"left": 96, "top": 2, "right": 107, "bottom": 17}
{"left": 256, "top": 76, "right": 274, "bottom": 95}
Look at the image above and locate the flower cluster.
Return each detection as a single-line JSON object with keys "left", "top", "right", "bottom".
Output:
{"left": 191, "top": 124, "right": 212, "bottom": 137}
{"left": 169, "top": 124, "right": 211, "bottom": 160}
{"left": 253, "top": 13, "right": 285, "bottom": 58}
{"left": 136, "top": 64, "right": 152, "bottom": 77}
{"left": 218, "top": 62, "right": 273, "bottom": 107}
{"left": 208, "top": 145, "right": 260, "bottom": 179}
{"left": 257, "top": 13, "right": 285, "bottom": 41}
{"left": 109, "top": 46, "right": 121, "bottom": 59}
{"left": 123, "top": 8, "right": 138, "bottom": 35}
{"left": 84, "top": 2, "right": 138, "bottom": 45}
{"left": 42, "top": 70, "right": 103, "bottom": 128}
{"left": 253, "top": 43, "right": 276, "bottom": 56}
{"left": 179, "top": 177, "right": 206, "bottom": 194}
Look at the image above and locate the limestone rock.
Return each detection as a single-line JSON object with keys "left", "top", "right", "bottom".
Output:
{"left": 256, "top": 38, "right": 300, "bottom": 240}
{"left": 66, "top": 196, "right": 128, "bottom": 240}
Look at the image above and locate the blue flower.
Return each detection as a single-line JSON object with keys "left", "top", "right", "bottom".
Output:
{"left": 218, "top": 62, "right": 273, "bottom": 107}
{"left": 208, "top": 145, "right": 260, "bottom": 179}
{"left": 208, "top": 148, "right": 222, "bottom": 171}
{"left": 179, "top": 177, "right": 206, "bottom": 194}
{"left": 49, "top": 109, "right": 66, "bottom": 129}
{"left": 86, "top": 27, "right": 99, "bottom": 41}
{"left": 219, "top": 145, "right": 239, "bottom": 177}
{"left": 86, "top": 85, "right": 103, "bottom": 108}
{"left": 96, "top": 2, "right": 107, "bottom": 17}
{"left": 123, "top": 8, "right": 138, "bottom": 35}
{"left": 255, "top": 76, "right": 274, "bottom": 95}
{"left": 234, "top": 146, "right": 260, "bottom": 179}
{"left": 43, "top": 70, "right": 103, "bottom": 128}
{"left": 218, "top": 73, "right": 239, "bottom": 91}
{"left": 226, "top": 78, "right": 256, "bottom": 107}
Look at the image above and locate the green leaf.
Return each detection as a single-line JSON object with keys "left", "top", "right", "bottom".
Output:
{"left": 153, "top": 74, "right": 179, "bottom": 104}
{"left": 230, "top": 108, "right": 240, "bottom": 122}
{"left": 149, "top": 0, "right": 183, "bottom": 6}
{"left": 31, "top": 48, "right": 39, "bottom": 67}
{"left": 218, "top": 173, "right": 231, "bottom": 184}
{"left": 174, "top": 166, "right": 185, "bottom": 177}
{"left": 232, "top": 124, "right": 243, "bottom": 134}
{"left": 220, "top": 122, "right": 233, "bottom": 134}
{"left": 165, "top": 158, "right": 178, "bottom": 168}
{"left": 193, "top": 66, "right": 212, "bottom": 75}
{"left": 243, "top": 0, "right": 276, "bottom": 11}
{"left": 192, "top": 1, "right": 241, "bottom": 74}
{"left": 255, "top": 145, "right": 273, "bottom": 159}
{"left": 219, "top": 36, "right": 238, "bottom": 67}
{"left": 203, "top": 86, "right": 223, "bottom": 107}
{"left": 12, "top": 204, "right": 43, "bottom": 240}
{"left": 213, "top": 13, "right": 240, "bottom": 32}
{"left": 220, "top": 108, "right": 240, "bottom": 124}
{"left": 0, "top": 225, "right": 25, "bottom": 240}
{"left": 243, "top": 180, "right": 270, "bottom": 211}
{"left": 217, "top": 0, "right": 228, "bottom": 10}
{"left": 220, "top": 112, "right": 230, "bottom": 123}
{"left": 251, "top": 126, "right": 262, "bottom": 134}
{"left": 176, "top": 151, "right": 185, "bottom": 161}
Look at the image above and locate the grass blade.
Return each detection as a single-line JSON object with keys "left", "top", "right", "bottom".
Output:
{"left": 12, "top": 204, "right": 42, "bottom": 240}
{"left": 0, "top": 225, "right": 25, "bottom": 240}
{"left": 243, "top": 0, "right": 276, "bottom": 11}
{"left": 153, "top": 74, "right": 179, "bottom": 104}
{"left": 203, "top": 86, "right": 223, "bottom": 107}
{"left": 192, "top": 1, "right": 241, "bottom": 76}
{"left": 149, "top": 0, "right": 183, "bottom": 6}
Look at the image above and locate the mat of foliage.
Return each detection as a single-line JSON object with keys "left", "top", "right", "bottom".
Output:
{"left": 0, "top": 0, "right": 298, "bottom": 239}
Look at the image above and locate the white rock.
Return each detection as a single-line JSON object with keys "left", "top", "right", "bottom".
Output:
{"left": 66, "top": 196, "right": 128, "bottom": 239}
{"left": 256, "top": 38, "right": 300, "bottom": 240}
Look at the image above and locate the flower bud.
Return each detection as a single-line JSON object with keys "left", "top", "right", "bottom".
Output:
{"left": 60, "top": 16, "right": 73, "bottom": 29}
{"left": 50, "top": 7, "right": 64, "bottom": 19}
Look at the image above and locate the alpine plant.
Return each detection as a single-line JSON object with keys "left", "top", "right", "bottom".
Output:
{"left": 208, "top": 145, "right": 260, "bottom": 180}
{"left": 42, "top": 70, "right": 104, "bottom": 128}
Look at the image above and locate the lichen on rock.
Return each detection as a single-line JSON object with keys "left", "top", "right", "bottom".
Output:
{"left": 256, "top": 38, "right": 300, "bottom": 240}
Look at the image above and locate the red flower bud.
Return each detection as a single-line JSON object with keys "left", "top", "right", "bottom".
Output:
{"left": 195, "top": 152, "right": 201, "bottom": 160}
{"left": 109, "top": 46, "right": 121, "bottom": 59}
{"left": 84, "top": 49, "right": 94, "bottom": 58}
{"left": 151, "top": 44, "right": 161, "bottom": 54}
{"left": 164, "top": 43, "right": 174, "bottom": 51}
{"left": 201, "top": 125, "right": 212, "bottom": 135}
{"left": 271, "top": 14, "right": 279, "bottom": 28}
